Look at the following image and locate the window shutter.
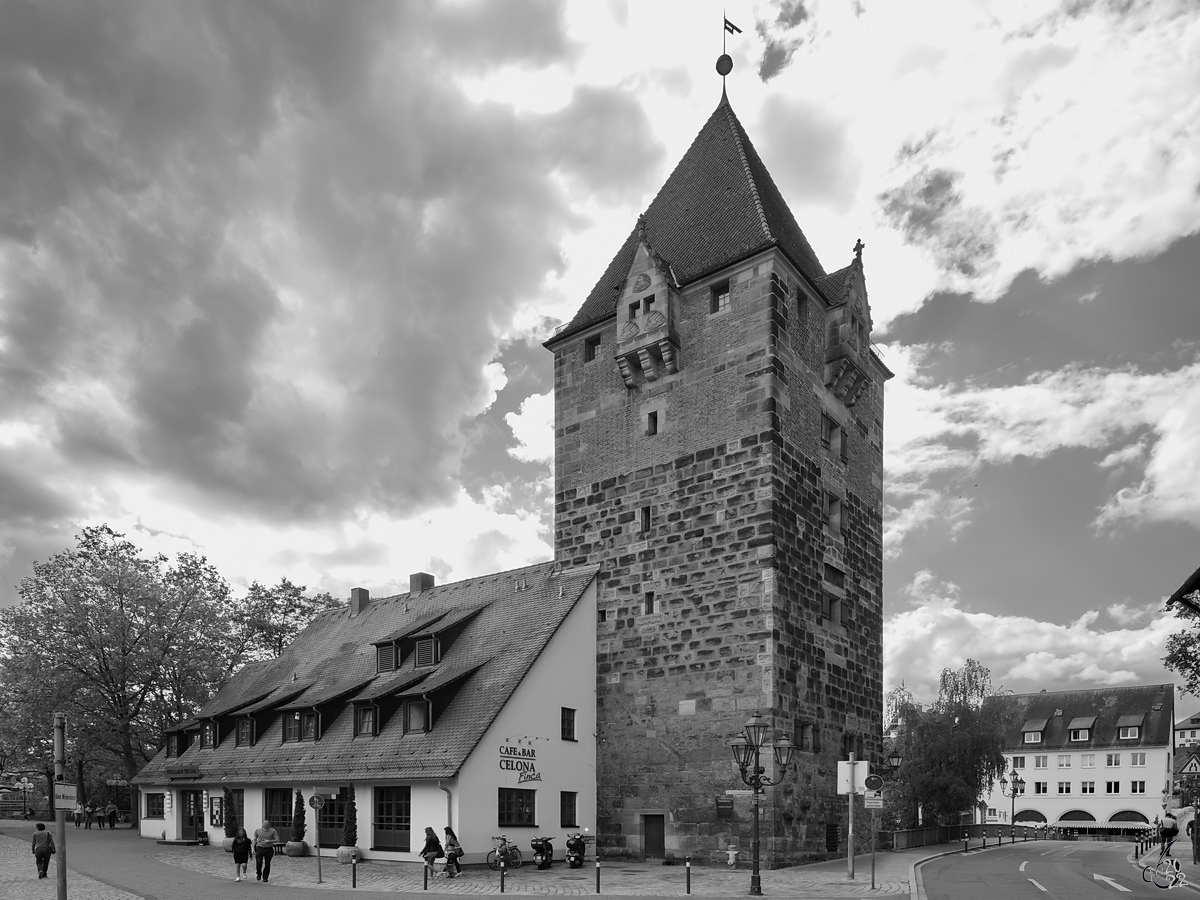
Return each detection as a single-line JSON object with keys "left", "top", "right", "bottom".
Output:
{"left": 415, "top": 638, "right": 437, "bottom": 667}
{"left": 377, "top": 644, "right": 396, "bottom": 672}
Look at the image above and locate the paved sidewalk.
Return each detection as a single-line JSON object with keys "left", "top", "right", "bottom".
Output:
{"left": 0, "top": 818, "right": 939, "bottom": 898}
{"left": 1135, "top": 841, "right": 1200, "bottom": 892}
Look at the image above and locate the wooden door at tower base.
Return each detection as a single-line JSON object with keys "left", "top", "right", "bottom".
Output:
{"left": 644, "top": 815, "right": 665, "bottom": 858}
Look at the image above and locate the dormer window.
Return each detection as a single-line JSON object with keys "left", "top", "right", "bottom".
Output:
{"left": 1024, "top": 732, "right": 1042, "bottom": 744}
{"left": 377, "top": 643, "right": 397, "bottom": 673}
{"left": 1119, "top": 726, "right": 1140, "bottom": 740}
{"left": 415, "top": 637, "right": 439, "bottom": 668}
{"left": 1067, "top": 716, "right": 1095, "bottom": 742}
{"left": 200, "top": 722, "right": 217, "bottom": 749}
{"left": 166, "top": 735, "right": 179, "bottom": 758}
{"left": 302, "top": 711, "right": 318, "bottom": 740}
{"left": 1069, "top": 729, "right": 1089, "bottom": 741}
{"left": 355, "top": 705, "right": 378, "bottom": 738}
{"left": 236, "top": 718, "right": 254, "bottom": 747}
{"left": 405, "top": 699, "right": 431, "bottom": 734}
{"left": 283, "top": 712, "right": 301, "bottom": 742}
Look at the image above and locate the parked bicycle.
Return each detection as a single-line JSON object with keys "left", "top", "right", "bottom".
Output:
{"left": 487, "top": 834, "right": 523, "bottom": 870}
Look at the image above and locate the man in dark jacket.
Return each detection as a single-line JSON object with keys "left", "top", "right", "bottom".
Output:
{"left": 31, "top": 822, "right": 55, "bottom": 878}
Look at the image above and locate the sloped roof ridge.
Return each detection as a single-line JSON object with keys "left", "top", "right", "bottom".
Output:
{"left": 720, "top": 100, "right": 773, "bottom": 244}
{"left": 372, "top": 558, "right": 563, "bottom": 604}
{"left": 1004, "top": 684, "right": 1172, "bottom": 699}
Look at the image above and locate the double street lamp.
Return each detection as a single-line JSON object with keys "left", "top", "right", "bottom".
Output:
{"left": 14, "top": 777, "right": 33, "bottom": 819}
{"left": 731, "top": 712, "right": 795, "bottom": 896}
{"left": 998, "top": 769, "right": 1025, "bottom": 844}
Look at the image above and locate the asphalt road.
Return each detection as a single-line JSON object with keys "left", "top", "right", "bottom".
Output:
{"left": 922, "top": 840, "right": 1185, "bottom": 899}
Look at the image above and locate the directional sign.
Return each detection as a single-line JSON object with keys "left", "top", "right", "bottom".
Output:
{"left": 725, "top": 789, "right": 753, "bottom": 796}
{"left": 308, "top": 795, "right": 325, "bottom": 809}
{"left": 53, "top": 782, "right": 77, "bottom": 811}
{"left": 1181, "top": 754, "right": 1200, "bottom": 776}
{"left": 864, "top": 795, "right": 883, "bottom": 809}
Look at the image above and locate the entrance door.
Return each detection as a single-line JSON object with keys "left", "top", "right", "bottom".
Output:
{"left": 181, "top": 791, "right": 203, "bottom": 841}
{"left": 644, "top": 815, "right": 665, "bottom": 859}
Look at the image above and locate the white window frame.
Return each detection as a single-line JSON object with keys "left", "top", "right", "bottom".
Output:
{"left": 1106, "top": 753, "right": 1120, "bottom": 767}
{"left": 1069, "top": 728, "right": 1089, "bottom": 741}
{"left": 1081, "top": 754, "right": 1095, "bottom": 768}
{"left": 1057, "top": 754, "right": 1071, "bottom": 768}
{"left": 1119, "top": 726, "right": 1140, "bottom": 740}
{"left": 1034, "top": 755, "right": 1048, "bottom": 769}
{"left": 1024, "top": 731, "right": 1042, "bottom": 744}
{"left": 1131, "top": 752, "right": 1146, "bottom": 767}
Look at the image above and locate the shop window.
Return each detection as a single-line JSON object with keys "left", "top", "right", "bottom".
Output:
{"left": 405, "top": 700, "right": 431, "bottom": 734}
{"left": 377, "top": 644, "right": 397, "bottom": 673}
{"left": 374, "top": 786, "right": 412, "bottom": 851}
{"left": 145, "top": 793, "right": 165, "bottom": 819}
{"left": 264, "top": 789, "right": 293, "bottom": 842}
{"left": 201, "top": 722, "right": 217, "bottom": 749}
{"left": 560, "top": 792, "right": 578, "bottom": 828}
{"left": 317, "top": 787, "right": 349, "bottom": 848}
{"left": 561, "top": 707, "right": 577, "bottom": 742}
{"left": 210, "top": 796, "right": 224, "bottom": 828}
{"left": 283, "top": 712, "right": 301, "bottom": 743}
{"left": 356, "top": 706, "right": 377, "bottom": 737}
{"left": 498, "top": 788, "right": 536, "bottom": 827}
{"left": 236, "top": 718, "right": 254, "bottom": 747}
{"left": 584, "top": 335, "right": 601, "bottom": 362}
{"left": 415, "top": 637, "right": 439, "bottom": 668}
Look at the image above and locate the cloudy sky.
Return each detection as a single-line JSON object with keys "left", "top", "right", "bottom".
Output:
{"left": 1, "top": 0, "right": 1198, "bottom": 705}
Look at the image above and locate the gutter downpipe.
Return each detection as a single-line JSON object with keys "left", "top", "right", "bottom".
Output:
{"left": 438, "top": 780, "right": 452, "bottom": 830}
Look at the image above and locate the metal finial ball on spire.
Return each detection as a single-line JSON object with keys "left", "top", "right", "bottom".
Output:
{"left": 716, "top": 54, "right": 733, "bottom": 76}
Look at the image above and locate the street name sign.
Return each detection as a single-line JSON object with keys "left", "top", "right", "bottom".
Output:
{"left": 53, "top": 782, "right": 77, "bottom": 811}
{"left": 725, "top": 789, "right": 753, "bottom": 796}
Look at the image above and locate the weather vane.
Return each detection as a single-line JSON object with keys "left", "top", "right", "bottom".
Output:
{"left": 717, "top": 14, "right": 740, "bottom": 85}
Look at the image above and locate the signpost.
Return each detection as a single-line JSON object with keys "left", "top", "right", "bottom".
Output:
{"left": 53, "top": 783, "right": 78, "bottom": 812}
{"left": 863, "top": 775, "right": 884, "bottom": 890}
{"left": 309, "top": 792, "right": 325, "bottom": 884}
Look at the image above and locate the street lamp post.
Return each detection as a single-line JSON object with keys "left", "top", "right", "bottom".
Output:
{"left": 730, "top": 712, "right": 795, "bottom": 896}
{"left": 15, "top": 777, "right": 33, "bottom": 819}
{"left": 998, "top": 770, "right": 1024, "bottom": 845}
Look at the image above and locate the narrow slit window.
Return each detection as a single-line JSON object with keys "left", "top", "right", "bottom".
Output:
{"left": 584, "top": 335, "right": 601, "bottom": 362}
{"left": 640, "top": 506, "right": 651, "bottom": 533}
{"left": 710, "top": 280, "right": 730, "bottom": 313}
{"left": 646, "top": 411, "right": 659, "bottom": 436}
{"left": 644, "top": 591, "right": 656, "bottom": 615}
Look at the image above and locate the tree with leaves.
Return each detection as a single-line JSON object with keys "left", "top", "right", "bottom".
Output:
{"left": 0, "top": 526, "right": 237, "bottom": 821}
{"left": 884, "top": 661, "right": 1014, "bottom": 828}
{"left": 1165, "top": 606, "right": 1200, "bottom": 696}
{"left": 233, "top": 579, "right": 339, "bottom": 662}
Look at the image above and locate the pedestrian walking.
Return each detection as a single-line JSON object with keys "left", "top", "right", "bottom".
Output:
{"left": 252, "top": 819, "right": 280, "bottom": 882}
{"left": 73, "top": 802, "right": 83, "bottom": 828}
{"left": 231, "top": 826, "right": 252, "bottom": 881}
{"left": 84, "top": 803, "right": 94, "bottom": 829}
{"left": 420, "top": 826, "right": 444, "bottom": 876}
{"left": 442, "top": 826, "right": 463, "bottom": 878}
{"left": 106, "top": 800, "right": 118, "bottom": 829}
{"left": 31, "top": 822, "right": 55, "bottom": 879}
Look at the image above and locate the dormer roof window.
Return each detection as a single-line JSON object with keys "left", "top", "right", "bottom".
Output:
{"left": 1022, "top": 718, "right": 1047, "bottom": 744}
{"left": 415, "top": 637, "right": 439, "bottom": 668}
{"left": 377, "top": 643, "right": 397, "bottom": 673}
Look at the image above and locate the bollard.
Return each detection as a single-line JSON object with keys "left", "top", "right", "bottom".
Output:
{"left": 686, "top": 856, "right": 691, "bottom": 894}
{"left": 983, "top": 831, "right": 987, "bottom": 849}
{"left": 353, "top": 856, "right": 357, "bottom": 889}
{"left": 423, "top": 863, "right": 428, "bottom": 891}
{"left": 501, "top": 858, "right": 506, "bottom": 893}
{"left": 596, "top": 858, "right": 601, "bottom": 894}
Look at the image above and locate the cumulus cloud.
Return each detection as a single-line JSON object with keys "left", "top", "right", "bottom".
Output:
{"left": 0, "top": 1, "right": 665, "bottom": 599}
{"left": 886, "top": 570, "right": 1178, "bottom": 704}
{"left": 883, "top": 344, "right": 1200, "bottom": 554}
{"left": 505, "top": 391, "right": 554, "bottom": 463}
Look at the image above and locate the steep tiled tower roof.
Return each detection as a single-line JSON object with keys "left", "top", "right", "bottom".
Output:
{"left": 556, "top": 96, "right": 827, "bottom": 341}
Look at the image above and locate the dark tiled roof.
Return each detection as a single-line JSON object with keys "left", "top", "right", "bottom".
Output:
{"left": 984, "top": 684, "right": 1174, "bottom": 751}
{"left": 814, "top": 264, "right": 853, "bottom": 304}
{"left": 237, "top": 683, "right": 314, "bottom": 715}
{"left": 1167, "top": 563, "right": 1200, "bottom": 614}
{"left": 551, "top": 96, "right": 826, "bottom": 343}
{"left": 135, "top": 562, "right": 598, "bottom": 785}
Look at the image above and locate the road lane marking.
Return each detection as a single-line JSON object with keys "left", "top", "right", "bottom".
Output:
{"left": 1060, "top": 849, "right": 1077, "bottom": 856}
{"left": 1041, "top": 850, "right": 1055, "bottom": 856}
{"left": 1093, "top": 873, "right": 1131, "bottom": 892}
{"left": 1020, "top": 861, "right": 1028, "bottom": 872}
{"left": 1029, "top": 878, "right": 1047, "bottom": 891}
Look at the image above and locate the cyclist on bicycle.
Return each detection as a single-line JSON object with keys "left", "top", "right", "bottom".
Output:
{"left": 1162, "top": 811, "right": 1179, "bottom": 854}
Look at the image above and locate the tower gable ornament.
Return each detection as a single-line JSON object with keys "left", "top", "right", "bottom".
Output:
{"left": 612, "top": 223, "right": 681, "bottom": 388}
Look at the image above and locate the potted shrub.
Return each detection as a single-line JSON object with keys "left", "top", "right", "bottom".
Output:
{"left": 285, "top": 789, "right": 308, "bottom": 857}
{"left": 222, "top": 787, "right": 238, "bottom": 852}
{"left": 336, "top": 785, "right": 360, "bottom": 864}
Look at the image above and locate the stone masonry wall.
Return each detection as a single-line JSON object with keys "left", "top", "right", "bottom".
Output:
{"left": 550, "top": 248, "right": 885, "bottom": 865}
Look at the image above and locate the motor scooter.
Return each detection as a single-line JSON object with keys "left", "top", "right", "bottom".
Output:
{"left": 530, "top": 835, "right": 554, "bottom": 869}
{"left": 565, "top": 831, "right": 587, "bottom": 869}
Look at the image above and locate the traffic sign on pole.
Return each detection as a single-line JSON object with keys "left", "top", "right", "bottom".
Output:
{"left": 309, "top": 794, "right": 325, "bottom": 809}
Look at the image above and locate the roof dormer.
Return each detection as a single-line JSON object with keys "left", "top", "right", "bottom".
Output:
{"left": 614, "top": 217, "right": 681, "bottom": 389}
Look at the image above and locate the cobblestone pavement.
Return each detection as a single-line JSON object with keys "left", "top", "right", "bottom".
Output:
{"left": 154, "top": 845, "right": 910, "bottom": 897}
{"left": 0, "top": 819, "right": 919, "bottom": 898}
{"left": 0, "top": 832, "right": 143, "bottom": 900}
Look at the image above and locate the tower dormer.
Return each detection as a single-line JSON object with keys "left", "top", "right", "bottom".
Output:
{"left": 613, "top": 217, "right": 681, "bottom": 388}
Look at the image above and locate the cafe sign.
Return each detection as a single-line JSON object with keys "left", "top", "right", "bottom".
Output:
{"left": 498, "top": 741, "right": 542, "bottom": 784}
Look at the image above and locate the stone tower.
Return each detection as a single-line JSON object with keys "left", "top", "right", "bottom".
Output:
{"left": 544, "top": 94, "right": 892, "bottom": 865}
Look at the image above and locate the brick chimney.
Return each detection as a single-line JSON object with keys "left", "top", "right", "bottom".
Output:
{"left": 350, "top": 587, "right": 370, "bottom": 615}
{"left": 410, "top": 572, "right": 435, "bottom": 593}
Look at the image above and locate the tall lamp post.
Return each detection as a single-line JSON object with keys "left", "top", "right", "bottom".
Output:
{"left": 731, "top": 712, "right": 795, "bottom": 896}
{"left": 15, "top": 777, "right": 33, "bottom": 819}
{"left": 998, "top": 770, "right": 1024, "bottom": 845}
